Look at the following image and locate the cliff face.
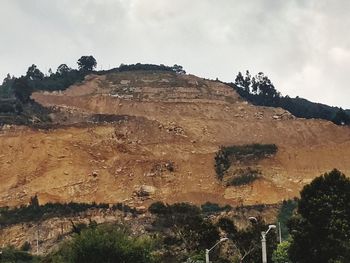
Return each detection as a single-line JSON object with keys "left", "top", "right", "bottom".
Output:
{"left": 1, "top": 71, "right": 350, "bottom": 208}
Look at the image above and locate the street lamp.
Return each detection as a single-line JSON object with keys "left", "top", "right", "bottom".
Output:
{"left": 248, "top": 216, "right": 258, "bottom": 223}
{"left": 261, "top": 225, "right": 276, "bottom": 263}
{"left": 205, "top": 237, "right": 228, "bottom": 263}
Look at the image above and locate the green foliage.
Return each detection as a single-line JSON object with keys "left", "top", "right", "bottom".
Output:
{"left": 46, "top": 224, "right": 157, "bottom": 263}
{"left": 148, "top": 201, "right": 168, "bottom": 214}
{"left": 215, "top": 144, "right": 277, "bottom": 181}
{"left": 216, "top": 217, "right": 237, "bottom": 235}
{"left": 332, "top": 108, "right": 350, "bottom": 125}
{"left": 217, "top": 216, "right": 278, "bottom": 262}
{"left": 13, "top": 77, "right": 33, "bottom": 103}
{"left": 20, "top": 241, "right": 32, "bottom": 252}
{"left": 0, "top": 199, "right": 109, "bottom": 227}
{"left": 0, "top": 74, "right": 15, "bottom": 98}
{"left": 26, "top": 65, "right": 44, "bottom": 81}
{"left": 200, "top": 202, "right": 232, "bottom": 214}
{"left": 116, "top": 63, "right": 185, "bottom": 74}
{"left": 149, "top": 202, "right": 278, "bottom": 262}
{"left": 0, "top": 246, "right": 40, "bottom": 263}
{"left": 231, "top": 71, "right": 350, "bottom": 124}
{"left": 288, "top": 169, "right": 350, "bottom": 263}
{"left": 149, "top": 202, "right": 220, "bottom": 260}
{"left": 272, "top": 240, "right": 291, "bottom": 263}
{"left": 276, "top": 199, "right": 297, "bottom": 239}
{"left": 226, "top": 168, "right": 261, "bottom": 186}
{"left": 77, "top": 56, "right": 97, "bottom": 72}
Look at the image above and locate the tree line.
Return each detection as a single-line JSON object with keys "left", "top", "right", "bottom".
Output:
{"left": 230, "top": 70, "right": 350, "bottom": 125}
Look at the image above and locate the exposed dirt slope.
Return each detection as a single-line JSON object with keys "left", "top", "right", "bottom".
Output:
{"left": 1, "top": 71, "right": 350, "bottom": 207}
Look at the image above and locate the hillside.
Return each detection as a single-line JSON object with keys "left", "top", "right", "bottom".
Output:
{"left": 1, "top": 70, "right": 350, "bottom": 209}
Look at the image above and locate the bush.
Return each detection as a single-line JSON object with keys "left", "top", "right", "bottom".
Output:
{"left": 215, "top": 144, "right": 277, "bottom": 180}
{"left": 46, "top": 224, "right": 157, "bottom": 263}
{"left": 200, "top": 202, "right": 232, "bottom": 214}
{"left": 227, "top": 173, "right": 260, "bottom": 186}
{"left": 276, "top": 199, "right": 297, "bottom": 239}
{"left": 225, "top": 168, "right": 261, "bottom": 186}
{"left": 0, "top": 199, "right": 110, "bottom": 227}
{"left": 0, "top": 246, "right": 38, "bottom": 262}
{"left": 20, "top": 241, "right": 31, "bottom": 252}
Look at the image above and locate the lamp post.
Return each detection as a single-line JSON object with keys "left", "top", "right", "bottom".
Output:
{"left": 261, "top": 225, "right": 276, "bottom": 263}
{"left": 205, "top": 238, "right": 228, "bottom": 263}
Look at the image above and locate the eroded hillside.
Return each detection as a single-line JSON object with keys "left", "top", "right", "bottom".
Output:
{"left": 1, "top": 71, "right": 350, "bottom": 208}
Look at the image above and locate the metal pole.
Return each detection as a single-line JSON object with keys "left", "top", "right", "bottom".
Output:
{"left": 205, "top": 249, "right": 210, "bottom": 263}
{"left": 261, "top": 231, "right": 267, "bottom": 263}
{"left": 36, "top": 228, "right": 39, "bottom": 255}
{"left": 278, "top": 222, "right": 282, "bottom": 244}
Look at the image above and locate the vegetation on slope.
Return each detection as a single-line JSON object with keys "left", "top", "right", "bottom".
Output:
{"left": 0, "top": 57, "right": 186, "bottom": 126}
{"left": 3, "top": 169, "right": 349, "bottom": 263}
{"left": 276, "top": 199, "right": 297, "bottom": 240}
{"left": 149, "top": 201, "right": 277, "bottom": 262}
{"left": 228, "top": 70, "right": 350, "bottom": 125}
{"left": 0, "top": 196, "right": 138, "bottom": 227}
{"left": 215, "top": 144, "right": 277, "bottom": 185}
{"left": 45, "top": 224, "right": 157, "bottom": 263}
{"left": 288, "top": 169, "right": 350, "bottom": 263}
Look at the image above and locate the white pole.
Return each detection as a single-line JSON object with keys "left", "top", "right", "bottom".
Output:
{"left": 261, "top": 231, "right": 267, "bottom": 263}
{"left": 278, "top": 222, "right": 282, "bottom": 244}
{"left": 205, "top": 249, "right": 210, "bottom": 263}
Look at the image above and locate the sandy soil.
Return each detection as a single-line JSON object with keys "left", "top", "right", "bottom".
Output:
{"left": 1, "top": 71, "right": 350, "bottom": 208}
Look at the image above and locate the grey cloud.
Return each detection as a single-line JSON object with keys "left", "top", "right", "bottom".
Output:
{"left": 0, "top": 0, "right": 349, "bottom": 108}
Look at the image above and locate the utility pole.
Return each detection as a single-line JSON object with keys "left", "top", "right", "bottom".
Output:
{"left": 36, "top": 227, "right": 39, "bottom": 255}
{"left": 261, "top": 231, "right": 267, "bottom": 263}
{"left": 205, "top": 249, "right": 210, "bottom": 263}
{"left": 278, "top": 222, "right": 282, "bottom": 244}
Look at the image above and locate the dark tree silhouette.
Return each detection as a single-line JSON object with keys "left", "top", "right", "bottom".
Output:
{"left": 56, "top": 64, "right": 72, "bottom": 75}
{"left": 332, "top": 108, "right": 350, "bottom": 125}
{"left": 288, "top": 169, "right": 350, "bottom": 263}
{"left": 77, "top": 56, "right": 97, "bottom": 71}
{"left": 13, "top": 77, "right": 32, "bottom": 103}
{"left": 26, "top": 64, "right": 44, "bottom": 81}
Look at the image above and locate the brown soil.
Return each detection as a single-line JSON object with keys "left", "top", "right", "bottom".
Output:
{"left": 1, "top": 71, "right": 350, "bottom": 208}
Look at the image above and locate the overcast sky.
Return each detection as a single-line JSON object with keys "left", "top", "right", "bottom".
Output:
{"left": 1, "top": 0, "right": 349, "bottom": 108}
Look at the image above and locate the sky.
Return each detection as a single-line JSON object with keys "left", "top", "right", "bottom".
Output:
{"left": 0, "top": 0, "right": 349, "bottom": 108}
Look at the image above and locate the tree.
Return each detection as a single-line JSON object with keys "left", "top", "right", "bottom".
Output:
{"left": 0, "top": 74, "right": 15, "bottom": 98}
{"left": 13, "top": 76, "right": 33, "bottom": 103}
{"left": 332, "top": 108, "right": 350, "bottom": 125}
{"left": 47, "top": 224, "right": 157, "bottom": 263}
{"left": 26, "top": 64, "right": 44, "bottom": 80}
{"left": 288, "top": 169, "right": 350, "bottom": 263}
{"left": 172, "top": 64, "right": 186, "bottom": 74}
{"left": 77, "top": 55, "right": 97, "bottom": 71}
{"left": 272, "top": 240, "right": 291, "bottom": 263}
{"left": 56, "top": 64, "right": 72, "bottom": 75}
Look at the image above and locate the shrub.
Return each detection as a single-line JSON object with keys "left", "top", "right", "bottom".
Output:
{"left": 149, "top": 201, "right": 168, "bottom": 214}
{"left": 276, "top": 199, "right": 297, "bottom": 239}
{"left": 20, "top": 241, "right": 31, "bottom": 252}
{"left": 226, "top": 168, "right": 261, "bottom": 186}
{"left": 214, "top": 144, "right": 277, "bottom": 181}
{"left": 0, "top": 199, "right": 110, "bottom": 227}
{"left": 46, "top": 224, "right": 158, "bottom": 263}
{"left": 201, "top": 202, "right": 232, "bottom": 214}
{"left": 0, "top": 246, "right": 38, "bottom": 262}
